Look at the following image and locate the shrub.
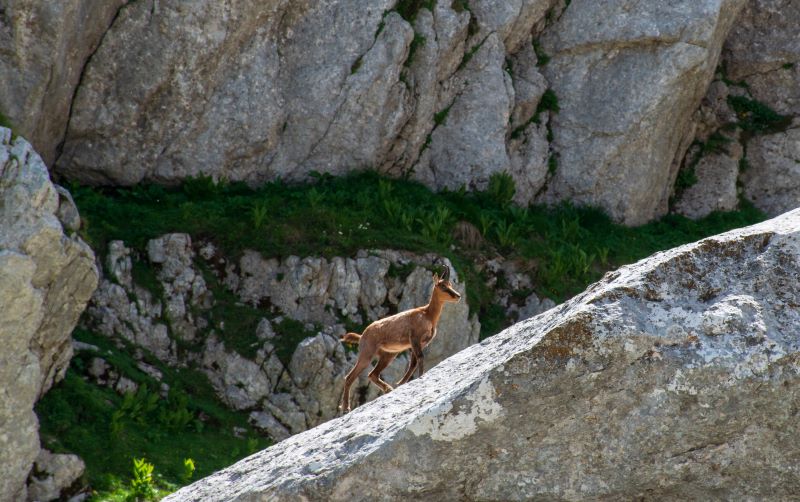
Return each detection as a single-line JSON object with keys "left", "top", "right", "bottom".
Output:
{"left": 129, "top": 458, "right": 156, "bottom": 501}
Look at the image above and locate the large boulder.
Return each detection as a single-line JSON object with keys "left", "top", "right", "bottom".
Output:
{"left": 0, "top": 0, "right": 125, "bottom": 164}
{"left": 0, "top": 129, "right": 98, "bottom": 501}
{"left": 539, "top": 0, "right": 745, "bottom": 225}
{"left": 168, "top": 209, "right": 800, "bottom": 501}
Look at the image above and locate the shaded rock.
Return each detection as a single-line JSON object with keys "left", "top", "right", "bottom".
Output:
{"left": 674, "top": 138, "right": 743, "bottom": 219}
{"left": 167, "top": 209, "right": 800, "bottom": 502}
{"left": 539, "top": 0, "right": 745, "bottom": 225}
{"left": 0, "top": 1, "right": 125, "bottom": 163}
{"left": 26, "top": 449, "right": 85, "bottom": 502}
{"left": 0, "top": 129, "right": 98, "bottom": 502}
{"left": 741, "top": 126, "right": 800, "bottom": 216}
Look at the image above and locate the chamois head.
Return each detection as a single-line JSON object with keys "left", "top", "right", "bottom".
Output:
{"left": 432, "top": 267, "right": 461, "bottom": 303}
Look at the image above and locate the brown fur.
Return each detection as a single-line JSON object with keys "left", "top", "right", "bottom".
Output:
{"left": 338, "top": 269, "right": 461, "bottom": 413}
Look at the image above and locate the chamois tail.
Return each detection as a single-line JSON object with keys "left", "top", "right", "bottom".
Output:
{"left": 340, "top": 332, "right": 361, "bottom": 345}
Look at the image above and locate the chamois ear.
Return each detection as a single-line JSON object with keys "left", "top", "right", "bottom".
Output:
{"left": 432, "top": 272, "right": 439, "bottom": 282}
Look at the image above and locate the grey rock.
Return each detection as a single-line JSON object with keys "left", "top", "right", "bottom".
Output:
{"left": 469, "top": 0, "right": 557, "bottom": 53}
{"left": 0, "top": 1, "right": 125, "bottom": 164}
{"left": 723, "top": 0, "right": 800, "bottom": 116}
{"left": 0, "top": 129, "right": 98, "bottom": 502}
{"left": 674, "top": 138, "right": 743, "bottom": 219}
{"left": 56, "top": 0, "right": 400, "bottom": 185}
{"left": 514, "top": 291, "right": 557, "bottom": 321}
{"left": 54, "top": 185, "right": 81, "bottom": 232}
{"left": 539, "top": 0, "right": 745, "bottom": 225}
{"left": 414, "top": 34, "right": 514, "bottom": 195}
{"left": 741, "top": 127, "right": 800, "bottom": 216}
{"left": 249, "top": 411, "right": 291, "bottom": 442}
{"left": 202, "top": 337, "right": 274, "bottom": 410}
{"left": 115, "top": 376, "right": 138, "bottom": 395}
{"left": 167, "top": 208, "right": 800, "bottom": 502}
{"left": 26, "top": 449, "right": 85, "bottom": 502}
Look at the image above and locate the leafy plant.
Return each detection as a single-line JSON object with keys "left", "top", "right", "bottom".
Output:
{"left": 487, "top": 172, "right": 516, "bottom": 207}
{"left": 494, "top": 219, "right": 518, "bottom": 249}
{"left": 181, "top": 458, "right": 196, "bottom": 484}
{"left": 129, "top": 458, "right": 156, "bottom": 501}
{"left": 251, "top": 200, "right": 269, "bottom": 230}
{"left": 418, "top": 205, "right": 453, "bottom": 244}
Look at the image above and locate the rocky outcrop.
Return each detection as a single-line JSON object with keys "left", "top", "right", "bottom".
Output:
{"left": 540, "top": 0, "right": 745, "bottom": 225}
{"left": 0, "top": 129, "right": 98, "bottom": 501}
{"left": 84, "top": 236, "right": 483, "bottom": 439}
{"left": 167, "top": 209, "right": 800, "bottom": 501}
{"left": 741, "top": 125, "right": 800, "bottom": 216}
{"left": 723, "top": 0, "right": 800, "bottom": 117}
{"left": 26, "top": 449, "right": 86, "bottom": 502}
{"left": 673, "top": 0, "right": 800, "bottom": 219}
{"left": 673, "top": 135, "right": 743, "bottom": 219}
{"left": 0, "top": 1, "right": 126, "bottom": 164}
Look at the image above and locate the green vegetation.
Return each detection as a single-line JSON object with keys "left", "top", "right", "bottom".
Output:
{"left": 395, "top": 0, "right": 436, "bottom": 23}
{"left": 532, "top": 39, "right": 550, "bottom": 67}
{"left": 36, "top": 329, "right": 270, "bottom": 500}
{"left": 727, "top": 95, "right": 791, "bottom": 133}
{"left": 434, "top": 103, "right": 453, "bottom": 126}
{"left": 71, "top": 170, "right": 765, "bottom": 337}
{"left": 350, "top": 55, "right": 363, "bottom": 74}
{"left": 406, "top": 32, "right": 426, "bottom": 67}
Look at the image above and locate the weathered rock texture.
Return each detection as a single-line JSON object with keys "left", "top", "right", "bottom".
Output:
{"left": 673, "top": 0, "right": 800, "bottom": 219}
{"left": 540, "top": 0, "right": 745, "bottom": 225}
{"left": 0, "top": 129, "right": 98, "bottom": 502}
{"left": 0, "top": 0, "right": 126, "bottom": 164}
{"left": 167, "top": 209, "right": 800, "bottom": 501}
{"left": 741, "top": 125, "right": 800, "bottom": 216}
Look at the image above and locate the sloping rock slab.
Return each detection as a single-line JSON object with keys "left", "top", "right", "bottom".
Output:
{"left": 167, "top": 210, "right": 800, "bottom": 501}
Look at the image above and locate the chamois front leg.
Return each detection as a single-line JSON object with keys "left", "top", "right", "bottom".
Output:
{"left": 411, "top": 336, "right": 425, "bottom": 379}
{"left": 368, "top": 351, "right": 397, "bottom": 393}
{"left": 397, "top": 351, "right": 417, "bottom": 386}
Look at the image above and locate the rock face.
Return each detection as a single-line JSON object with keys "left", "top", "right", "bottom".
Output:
{"left": 741, "top": 125, "right": 800, "bottom": 216}
{"left": 540, "top": 0, "right": 745, "bottom": 225}
{"left": 0, "top": 0, "right": 126, "bottom": 164}
{"left": 723, "top": 0, "right": 800, "bottom": 117}
{"left": 167, "top": 209, "right": 800, "bottom": 501}
{"left": 0, "top": 129, "right": 98, "bottom": 502}
{"left": 0, "top": 0, "right": 780, "bottom": 225}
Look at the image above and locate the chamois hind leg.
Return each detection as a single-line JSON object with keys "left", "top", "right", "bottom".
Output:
{"left": 368, "top": 351, "right": 397, "bottom": 393}
{"left": 397, "top": 352, "right": 417, "bottom": 386}
{"left": 339, "top": 350, "right": 372, "bottom": 414}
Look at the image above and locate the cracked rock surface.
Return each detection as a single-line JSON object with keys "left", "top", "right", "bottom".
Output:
{"left": 168, "top": 209, "right": 800, "bottom": 501}
{"left": 0, "top": 129, "right": 98, "bottom": 502}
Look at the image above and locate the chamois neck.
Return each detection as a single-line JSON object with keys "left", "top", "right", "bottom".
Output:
{"left": 424, "top": 290, "right": 446, "bottom": 325}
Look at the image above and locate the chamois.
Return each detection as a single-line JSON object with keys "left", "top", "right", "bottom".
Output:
{"left": 338, "top": 267, "right": 461, "bottom": 413}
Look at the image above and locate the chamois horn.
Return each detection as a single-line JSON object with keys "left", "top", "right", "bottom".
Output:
{"left": 441, "top": 265, "right": 450, "bottom": 281}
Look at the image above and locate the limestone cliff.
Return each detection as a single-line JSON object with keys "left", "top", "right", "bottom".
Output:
{"left": 0, "top": 129, "right": 98, "bottom": 501}
{"left": 6, "top": 0, "right": 795, "bottom": 225}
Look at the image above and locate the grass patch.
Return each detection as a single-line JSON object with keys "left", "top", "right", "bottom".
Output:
{"left": 36, "top": 329, "right": 270, "bottom": 499}
{"left": 73, "top": 170, "right": 766, "bottom": 330}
